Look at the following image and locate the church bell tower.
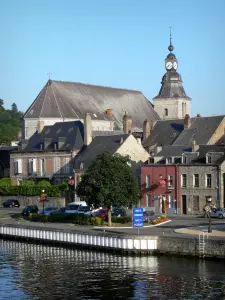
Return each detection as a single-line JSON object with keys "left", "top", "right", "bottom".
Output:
{"left": 153, "top": 30, "right": 191, "bottom": 120}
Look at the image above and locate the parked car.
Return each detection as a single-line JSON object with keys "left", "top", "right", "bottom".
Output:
{"left": 112, "top": 208, "right": 127, "bottom": 217}
{"left": 65, "top": 202, "right": 86, "bottom": 214}
{"left": 143, "top": 211, "right": 155, "bottom": 221}
{"left": 2, "top": 199, "right": 20, "bottom": 208}
{"left": 21, "top": 205, "right": 39, "bottom": 216}
{"left": 203, "top": 208, "right": 225, "bottom": 219}
{"left": 40, "top": 207, "right": 58, "bottom": 215}
{"left": 94, "top": 209, "right": 108, "bottom": 221}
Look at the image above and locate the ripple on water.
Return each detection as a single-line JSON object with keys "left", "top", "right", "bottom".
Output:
{"left": 0, "top": 240, "right": 225, "bottom": 299}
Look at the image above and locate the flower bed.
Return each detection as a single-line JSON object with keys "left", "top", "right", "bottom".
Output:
{"left": 144, "top": 216, "right": 169, "bottom": 226}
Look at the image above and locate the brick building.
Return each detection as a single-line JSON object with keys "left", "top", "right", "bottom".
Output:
{"left": 141, "top": 164, "right": 180, "bottom": 214}
{"left": 10, "top": 120, "right": 84, "bottom": 185}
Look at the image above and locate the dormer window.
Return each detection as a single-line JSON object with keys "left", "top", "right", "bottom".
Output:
{"left": 206, "top": 155, "right": 212, "bottom": 164}
{"left": 166, "top": 157, "right": 173, "bottom": 164}
{"left": 182, "top": 155, "right": 187, "bottom": 164}
{"left": 40, "top": 143, "right": 44, "bottom": 151}
{"left": 54, "top": 142, "right": 58, "bottom": 150}
{"left": 149, "top": 158, "right": 154, "bottom": 164}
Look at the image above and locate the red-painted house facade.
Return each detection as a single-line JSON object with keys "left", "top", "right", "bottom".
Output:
{"left": 141, "top": 164, "right": 181, "bottom": 214}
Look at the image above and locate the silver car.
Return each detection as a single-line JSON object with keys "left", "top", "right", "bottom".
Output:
{"left": 204, "top": 208, "right": 225, "bottom": 219}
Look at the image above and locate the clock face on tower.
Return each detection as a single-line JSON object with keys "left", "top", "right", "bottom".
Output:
{"left": 173, "top": 61, "right": 178, "bottom": 70}
{"left": 166, "top": 61, "right": 172, "bottom": 70}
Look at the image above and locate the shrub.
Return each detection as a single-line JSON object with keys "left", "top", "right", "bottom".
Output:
{"left": 0, "top": 178, "right": 12, "bottom": 185}
{"left": 111, "top": 216, "right": 132, "bottom": 224}
{"left": 22, "top": 180, "right": 35, "bottom": 186}
{"left": 29, "top": 213, "right": 49, "bottom": 222}
{"left": 92, "top": 217, "right": 103, "bottom": 226}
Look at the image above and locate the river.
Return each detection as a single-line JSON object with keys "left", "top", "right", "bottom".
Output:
{"left": 0, "top": 239, "right": 224, "bottom": 299}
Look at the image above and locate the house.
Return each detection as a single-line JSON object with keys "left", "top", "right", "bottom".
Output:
{"left": 22, "top": 79, "right": 159, "bottom": 139}
{"left": 10, "top": 120, "right": 84, "bottom": 185}
{"left": 74, "top": 112, "right": 149, "bottom": 175}
{"left": 141, "top": 142, "right": 225, "bottom": 215}
{"left": 0, "top": 146, "right": 18, "bottom": 178}
{"left": 141, "top": 164, "right": 180, "bottom": 214}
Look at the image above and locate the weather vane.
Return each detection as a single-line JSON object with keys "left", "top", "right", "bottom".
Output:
{"left": 47, "top": 72, "right": 52, "bottom": 80}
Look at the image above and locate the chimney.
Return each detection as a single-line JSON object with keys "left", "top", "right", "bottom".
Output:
{"left": 106, "top": 109, "right": 113, "bottom": 118}
{"left": 84, "top": 113, "right": 92, "bottom": 146}
{"left": 123, "top": 112, "right": 132, "bottom": 134}
{"left": 184, "top": 114, "right": 191, "bottom": 129}
{"left": 192, "top": 140, "right": 199, "bottom": 152}
{"left": 37, "top": 120, "right": 45, "bottom": 133}
{"left": 143, "top": 119, "right": 150, "bottom": 140}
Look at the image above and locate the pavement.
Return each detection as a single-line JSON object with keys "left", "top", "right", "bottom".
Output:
{"left": 1, "top": 207, "right": 225, "bottom": 239}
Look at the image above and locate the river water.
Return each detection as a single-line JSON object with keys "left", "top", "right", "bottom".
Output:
{"left": 0, "top": 240, "right": 224, "bottom": 300}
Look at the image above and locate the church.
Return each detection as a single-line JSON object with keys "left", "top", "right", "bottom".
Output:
{"left": 22, "top": 35, "right": 191, "bottom": 140}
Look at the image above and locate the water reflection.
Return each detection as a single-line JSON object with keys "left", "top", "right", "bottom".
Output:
{"left": 0, "top": 240, "right": 225, "bottom": 299}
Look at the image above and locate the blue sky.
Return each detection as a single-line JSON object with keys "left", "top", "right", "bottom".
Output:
{"left": 0, "top": 0, "right": 225, "bottom": 117}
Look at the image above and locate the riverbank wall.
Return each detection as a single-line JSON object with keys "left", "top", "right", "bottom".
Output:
{"left": 0, "top": 223, "right": 225, "bottom": 258}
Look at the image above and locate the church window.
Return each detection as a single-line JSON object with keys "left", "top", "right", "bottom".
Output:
{"left": 164, "top": 108, "right": 168, "bottom": 116}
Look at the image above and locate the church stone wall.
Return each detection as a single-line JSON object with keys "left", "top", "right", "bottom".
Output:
{"left": 153, "top": 98, "right": 191, "bottom": 120}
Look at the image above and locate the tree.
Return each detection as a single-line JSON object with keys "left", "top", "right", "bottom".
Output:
{"left": 11, "top": 103, "right": 18, "bottom": 113}
{"left": 0, "top": 101, "right": 23, "bottom": 144}
{"left": 76, "top": 152, "right": 139, "bottom": 226}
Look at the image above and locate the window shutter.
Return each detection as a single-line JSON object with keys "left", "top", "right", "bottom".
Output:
{"left": 54, "top": 157, "right": 60, "bottom": 173}
{"left": 18, "top": 159, "right": 22, "bottom": 174}
{"left": 62, "top": 158, "right": 66, "bottom": 173}
{"left": 65, "top": 158, "right": 70, "bottom": 173}
{"left": 33, "top": 159, "right": 37, "bottom": 172}
{"left": 14, "top": 160, "right": 18, "bottom": 174}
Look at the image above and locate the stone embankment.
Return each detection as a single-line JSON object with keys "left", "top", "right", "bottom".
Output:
{"left": 1, "top": 219, "right": 225, "bottom": 259}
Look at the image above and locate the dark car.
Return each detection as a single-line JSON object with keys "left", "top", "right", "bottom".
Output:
{"left": 40, "top": 207, "right": 58, "bottom": 215}
{"left": 2, "top": 199, "right": 20, "bottom": 208}
{"left": 112, "top": 208, "right": 126, "bottom": 217}
{"left": 21, "top": 205, "right": 39, "bottom": 216}
{"left": 143, "top": 211, "right": 154, "bottom": 221}
{"left": 49, "top": 207, "right": 66, "bottom": 216}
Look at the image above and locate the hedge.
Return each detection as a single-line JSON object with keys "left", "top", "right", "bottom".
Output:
{"left": 111, "top": 216, "right": 132, "bottom": 224}
{"left": 0, "top": 184, "right": 61, "bottom": 197}
{"left": 29, "top": 212, "right": 104, "bottom": 226}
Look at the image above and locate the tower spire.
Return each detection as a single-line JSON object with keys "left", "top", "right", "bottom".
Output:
{"left": 168, "top": 26, "right": 174, "bottom": 52}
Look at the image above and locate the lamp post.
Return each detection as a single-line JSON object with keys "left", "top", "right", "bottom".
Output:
{"left": 73, "top": 169, "right": 77, "bottom": 202}
{"left": 40, "top": 189, "right": 47, "bottom": 214}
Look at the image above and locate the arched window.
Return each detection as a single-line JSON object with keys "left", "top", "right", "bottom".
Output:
{"left": 164, "top": 108, "right": 168, "bottom": 116}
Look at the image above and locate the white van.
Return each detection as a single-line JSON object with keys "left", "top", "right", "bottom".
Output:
{"left": 65, "top": 201, "right": 87, "bottom": 214}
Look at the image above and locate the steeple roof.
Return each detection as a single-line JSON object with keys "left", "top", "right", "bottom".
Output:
{"left": 153, "top": 71, "right": 191, "bottom": 99}
{"left": 153, "top": 35, "right": 191, "bottom": 100}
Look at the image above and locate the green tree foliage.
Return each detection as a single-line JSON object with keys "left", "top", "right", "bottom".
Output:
{"left": 0, "top": 100, "right": 23, "bottom": 144}
{"left": 76, "top": 152, "right": 139, "bottom": 226}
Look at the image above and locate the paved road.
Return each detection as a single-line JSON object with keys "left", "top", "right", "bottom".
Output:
{"left": 0, "top": 208, "right": 224, "bottom": 239}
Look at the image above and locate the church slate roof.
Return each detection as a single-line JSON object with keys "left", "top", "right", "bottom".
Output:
{"left": 24, "top": 80, "right": 159, "bottom": 130}
{"left": 153, "top": 71, "right": 191, "bottom": 100}
{"left": 172, "top": 116, "right": 225, "bottom": 146}
{"left": 142, "top": 119, "right": 184, "bottom": 149}
{"left": 74, "top": 134, "right": 130, "bottom": 169}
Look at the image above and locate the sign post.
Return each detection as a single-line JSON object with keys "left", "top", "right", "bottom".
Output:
{"left": 133, "top": 208, "right": 144, "bottom": 235}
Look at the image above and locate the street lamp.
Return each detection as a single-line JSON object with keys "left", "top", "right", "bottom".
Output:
{"left": 73, "top": 169, "right": 77, "bottom": 202}
{"left": 40, "top": 189, "right": 47, "bottom": 214}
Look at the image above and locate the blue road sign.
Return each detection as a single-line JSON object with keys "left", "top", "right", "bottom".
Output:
{"left": 133, "top": 208, "right": 144, "bottom": 228}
